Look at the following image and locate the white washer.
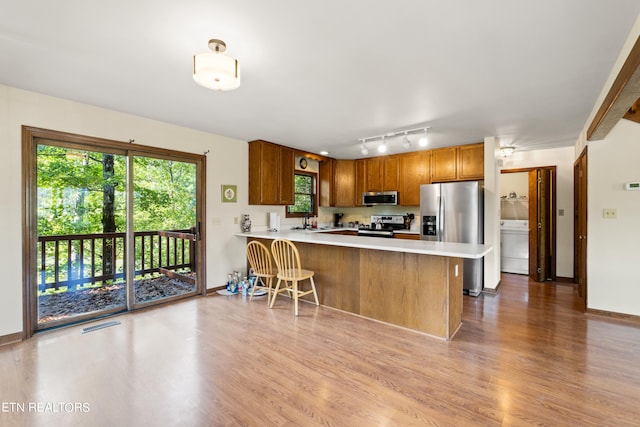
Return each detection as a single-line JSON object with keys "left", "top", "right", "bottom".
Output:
{"left": 500, "top": 220, "right": 529, "bottom": 274}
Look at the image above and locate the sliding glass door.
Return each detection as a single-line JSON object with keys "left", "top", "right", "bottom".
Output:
{"left": 131, "top": 155, "right": 198, "bottom": 307}
{"left": 24, "top": 127, "right": 206, "bottom": 335}
{"left": 35, "top": 145, "right": 128, "bottom": 327}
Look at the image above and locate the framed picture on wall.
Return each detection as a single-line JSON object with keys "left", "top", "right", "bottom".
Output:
{"left": 221, "top": 184, "right": 237, "bottom": 203}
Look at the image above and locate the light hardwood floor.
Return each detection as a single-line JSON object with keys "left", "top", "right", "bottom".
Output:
{"left": 1, "top": 274, "right": 639, "bottom": 426}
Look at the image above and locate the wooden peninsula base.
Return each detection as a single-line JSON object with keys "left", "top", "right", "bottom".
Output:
{"left": 250, "top": 238, "right": 463, "bottom": 340}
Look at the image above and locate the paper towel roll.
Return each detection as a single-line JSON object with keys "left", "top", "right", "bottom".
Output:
{"left": 269, "top": 212, "right": 279, "bottom": 231}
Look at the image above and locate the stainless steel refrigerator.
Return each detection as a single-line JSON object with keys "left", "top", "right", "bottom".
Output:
{"left": 420, "top": 181, "right": 484, "bottom": 296}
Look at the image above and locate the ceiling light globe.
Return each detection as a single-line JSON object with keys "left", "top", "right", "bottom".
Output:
{"left": 193, "top": 41, "right": 240, "bottom": 91}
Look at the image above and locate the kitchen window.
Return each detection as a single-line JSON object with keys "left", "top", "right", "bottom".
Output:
{"left": 286, "top": 171, "right": 317, "bottom": 217}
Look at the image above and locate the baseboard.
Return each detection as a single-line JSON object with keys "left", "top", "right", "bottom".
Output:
{"left": 482, "top": 280, "right": 501, "bottom": 295}
{"left": 587, "top": 308, "right": 640, "bottom": 324}
{"left": 207, "top": 285, "right": 226, "bottom": 294}
{"left": 555, "top": 276, "right": 575, "bottom": 284}
{"left": 0, "top": 332, "right": 23, "bottom": 347}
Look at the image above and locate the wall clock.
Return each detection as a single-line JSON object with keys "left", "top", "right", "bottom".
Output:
{"left": 299, "top": 157, "right": 308, "bottom": 169}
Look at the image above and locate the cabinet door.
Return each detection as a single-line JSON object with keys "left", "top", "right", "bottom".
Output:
{"left": 383, "top": 155, "right": 400, "bottom": 190}
{"left": 354, "top": 159, "right": 367, "bottom": 206}
{"left": 365, "top": 157, "right": 383, "bottom": 192}
{"left": 400, "top": 151, "right": 430, "bottom": 206}
{"left": 457, "top": 143, "right": 484, "bottom": 180}
{"left": 319, "top": 159, "right": 334, "bottom": 207}
{"left": 255, "top": 141, "right": 280, "bottom": 204}
{"left": 431, "top": 147, "right": 457, "bottom": 182}
{"left": 333, "top": 160, "right": 355, "bottom": 207}
{"left": 278, "top": 147, "right": 295, "bottom": 205}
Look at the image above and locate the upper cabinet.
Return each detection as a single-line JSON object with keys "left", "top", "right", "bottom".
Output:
{"left": 431, "top": 147, "right": 458, "bottom": 182}
{"left": 400, "top": 150, "right": 431, "bottom": 206}
{"left": 319, "top": 159, "right": 334, "bottom": 207}
{"left": 333, "top": 160, "right": 356, "bottom": 207}
{"left": 457, "top": 143, "right": 484, "bottom": 181}
{"left": 248, "top": 140, "right": 294, "bottom": 205}
{"left": 363, "top": 155, "right": 400, "bottom": 192}
{"left": 431, "top": 143, "right": 484, "bottom": 183}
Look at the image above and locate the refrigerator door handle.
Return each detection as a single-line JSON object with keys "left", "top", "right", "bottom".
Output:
{"left": 439, "top": 195, "right": 444, "bottom": 241}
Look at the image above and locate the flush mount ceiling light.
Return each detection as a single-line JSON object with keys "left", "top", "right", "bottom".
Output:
{"left": 193, "top": 39, "right": 240, "bottom": 91}
{"left": 499, "top": 146, "right": 516, "bottom": 157}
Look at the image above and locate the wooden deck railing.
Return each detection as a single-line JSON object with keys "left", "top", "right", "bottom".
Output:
{"left": 37, "top": 228, "right": 196, "bottom": 292}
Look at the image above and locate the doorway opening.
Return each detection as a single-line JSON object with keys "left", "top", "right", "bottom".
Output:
{"left": 22, "top": 127, "right": 206, "bottom": 337}
{"left": 500, "top": 166, "right": 557, "bottom": 282}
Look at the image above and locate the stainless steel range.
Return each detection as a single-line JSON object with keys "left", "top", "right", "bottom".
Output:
{"left": 357, "top": 215, "right": 405, "bottom": 238}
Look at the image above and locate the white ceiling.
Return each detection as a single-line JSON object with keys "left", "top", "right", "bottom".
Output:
{"left": 2, "top": 1, "right": 639, "bottom": 159}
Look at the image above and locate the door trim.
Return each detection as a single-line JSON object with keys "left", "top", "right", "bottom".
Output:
{"left": 501, "top": 166, "right": 557, "bottom": 280}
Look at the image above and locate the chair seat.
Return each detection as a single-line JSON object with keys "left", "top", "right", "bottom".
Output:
{"left": 277, "top": 268, "right": 314, "bottom": 281}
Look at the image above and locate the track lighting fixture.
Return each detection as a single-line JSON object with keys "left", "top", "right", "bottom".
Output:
{"left": 360, "top": 140, "right": 369, "bottom": 155}
{"left": 402, "top": 132, "right": 411, "bottom": 149}
{"left": 377, "top": 136, "right": 388, "bottom": 153}
{"left": 418, "top": 128, "right": 429, "bottom": 147}
{"left": 357, "top": 126, "right": 430, "bottom": 156}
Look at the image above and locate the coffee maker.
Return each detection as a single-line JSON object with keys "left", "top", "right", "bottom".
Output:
{"left": 334, "top": 213, "right": 344, "bottom": 227}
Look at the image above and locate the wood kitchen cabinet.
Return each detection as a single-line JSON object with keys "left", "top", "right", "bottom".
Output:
{"left": 333, "top": 159, "right": 356, "bottom": 207}
{"left": 319, "top": 159, "right": 334, "bottom": 207}
{"left": 457, "top": 143, "right": 484, "bottom": 181}
{"left": 400, "top": 150, "right": 431, "bottom": 206}
{"left": 364, "top": 155, "right": 399, "bottom": 192}
{"left": 354, "top": 159, "right": 366, "bottom": 206}
{"left": 431, "top": 147, "right": 458, "bottom": 182}
{"left": 431, "top": 143, "right": 484, "bottom": 183}
{"left": 248, "top": 140, "right": 294, "bottom": 205}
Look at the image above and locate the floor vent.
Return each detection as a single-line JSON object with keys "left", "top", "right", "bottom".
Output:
{"left": 82, "top": 320, "right": 121, "bottom": 334}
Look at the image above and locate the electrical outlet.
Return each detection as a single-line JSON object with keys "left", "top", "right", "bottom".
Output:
{"left": 558, "top": 209, "right": 565, "bottom": 217}
{"left": 602, "top": 208, "right": 617, "bottom": 219}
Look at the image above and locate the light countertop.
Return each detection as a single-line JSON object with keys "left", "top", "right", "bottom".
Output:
{"left": 236, "top": 229, "right": 491, "bottom": 259}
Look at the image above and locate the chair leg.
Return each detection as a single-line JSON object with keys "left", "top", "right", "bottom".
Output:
{"left": 309, "top": 276, "right": 319, "bottom": 306}
{"left": 266, "top": 276, "right": 273, "bottom": 306}
{"left": 249, "top": 276, "right": 261, "bottom": 301}
{"left": 270, "top": 278, "right": 282, "bottom": 309}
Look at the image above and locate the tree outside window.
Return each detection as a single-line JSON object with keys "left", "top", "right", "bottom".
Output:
{"left": 287, "top": 171, "right": 317, "bottom": 217}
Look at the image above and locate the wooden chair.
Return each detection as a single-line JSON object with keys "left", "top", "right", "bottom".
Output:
{"left": 270, "top": 239, "right": 319, "bottom": 316}
{"left": 246, "top": 240, "right": 277, "bottom": 304}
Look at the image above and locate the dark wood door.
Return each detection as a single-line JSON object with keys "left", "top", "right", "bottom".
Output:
{"left": 529, "top": 168, "right": 552, "bottom": 282}
{"left": 574, "top": 149, "right": 588, "bottom": 311}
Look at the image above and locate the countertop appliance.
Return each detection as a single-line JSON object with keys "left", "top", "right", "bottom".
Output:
{"left": 357, "top": 215, "right": 405, "bottom": 237}
{"left": 362, "top": 191, "right": 398, "bottom": 206}
{"left": 334, "top": 213, "right": 344, "bottom": 227}
{"left": 420, "top": 181, "right": 484, "bottom": 296}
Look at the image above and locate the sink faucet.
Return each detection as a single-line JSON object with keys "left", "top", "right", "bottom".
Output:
{"left": 303, "top": 212, "right": 310, "bottom": 229}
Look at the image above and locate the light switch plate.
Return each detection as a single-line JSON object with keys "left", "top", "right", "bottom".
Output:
{"left": 603, "top": 208, "right": 617, "bottom": 219}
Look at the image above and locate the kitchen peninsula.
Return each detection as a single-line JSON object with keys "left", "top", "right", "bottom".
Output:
{"left": 236, "top": 230, "right": 491, "bottom": 340}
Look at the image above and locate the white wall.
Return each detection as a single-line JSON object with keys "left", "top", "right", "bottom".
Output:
{"left": 0, "top": 85, "right": 250, "bottom": 336}
{"left": 484, "top": 137, "right": 501, "bottom": 291}
{"left": 573, "top": 14, "right": 640, "bottom": 316}
{"left": 586, "top": 120, "right": 640, "bottom": 315}
{"left": 501, "top": 146, "right": 575, "bottom": 278}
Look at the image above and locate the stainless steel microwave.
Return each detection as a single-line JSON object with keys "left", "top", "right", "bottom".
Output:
{"left": 362, "top": 191, "right": 398, "bottom": 206}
